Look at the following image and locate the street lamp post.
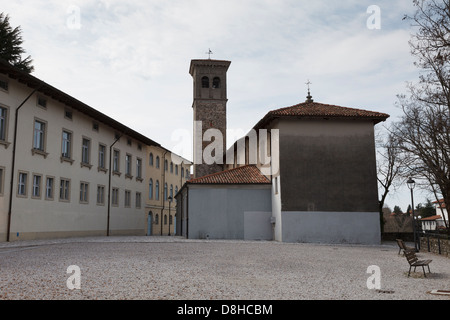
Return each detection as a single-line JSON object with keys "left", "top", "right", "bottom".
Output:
{"left": 168, "top": 196, "right": 173, "bottom": 236}
{"left": 407, "top": 177, "right": 418, "bottom": 252}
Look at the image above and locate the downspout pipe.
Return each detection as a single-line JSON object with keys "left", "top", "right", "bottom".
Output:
{"left": 106, "top": 133, "right": 125, "bottom": 236}
{"left": 7, "top": 85, "right": 43, "bottom": 242}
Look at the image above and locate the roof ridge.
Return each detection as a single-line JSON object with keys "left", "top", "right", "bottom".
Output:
{"left": 187, "top": 164, "right": 258, "bottom": 183}
{"left": 187, "top": 164, "right": 271, "bottom": 184}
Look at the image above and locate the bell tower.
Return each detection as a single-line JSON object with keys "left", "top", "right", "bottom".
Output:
{"left": 190, "top": 58, "right": 231, "bottom": 178}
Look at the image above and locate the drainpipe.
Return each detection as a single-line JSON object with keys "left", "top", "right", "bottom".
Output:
{"left": 106, "top": 133, "right": 124, "bottom": 236}
{"left": 7, "top": 85, "right": 42, "bottom": 242}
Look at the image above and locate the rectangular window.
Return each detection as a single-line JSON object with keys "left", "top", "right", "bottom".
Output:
{"left": 0, "top": 106, "right": 7, "bottom": 142}
{"left": 45, "top": 176, "right": 54, "bottom": 200}
{"left": 33, "top": 120, "right": 46, "bottom": 151}
{"left": 136, "top": 192, "right": 141, "bottom": 208}
{"left": 98, "top": 144, "right": 106, "bottom": 169}
{"left": 97, "top": 185, "right": 105, "bottom": 205}
{"left": 17, "top": 172, "right": 28, "bottom": 197}
{"left": 80, "top": 182, "right": 89, "bottom": 203}
{"left": 125, "top": 154, "right": 132, "bottom": 177}
{"left": 32, "top": 174, "right": 42, "bottom": 198}
{"left": 125, "top": 190, "right": 131, "bottom": 207}
{"left": 113, "top": 149, "right": 120, "bottom": 173}
{"left": 59, "top": 178, "right": 70, "bottom": 202}
{"left": 112, "top": 187, "right": 119, "bottom": 206}
{"left": 62, "top": 130, "right": 72, "bottom": 159}
{"left": 0, "top": 79, "right": 8, "bottom": 92}
{"left": 81, "top": 138, "right": 91, "bottom": 164}
{"left": 37, "top": 96, "right": 47, "bottom": 109}
{"left": 136, "top": 158, "right": 142, "bottom": 180}
{"left": 0, "top": 167, "right": 4, "bottom": 196}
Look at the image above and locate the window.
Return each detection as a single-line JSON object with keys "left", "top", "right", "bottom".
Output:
{"left": 149, "top": 179, "right": 153, "bottom": 200}
{"left": 81, "top": 138, "right": 91, "bottom": 165}
{"left": 0, "top": 79, "right": 8, "bottom": 92}
{"left": 17, "top": 172, "right": 28, "bottom": 197}
{"left": 201, "top": 76, "right": 209, "bottom": 88}
{"left": 136, "top": 158, "right": 142, "bottom": 180}
{"left": 80, "top": 182, "right": 89, "bottom": 203}
{"left": 61, "top": 130, "right": 72, "bottom": 159}
{"left": 112, "top": 188, "right": 119, "bottom": 206}
{"left": 98, "top": 144, "right": 106, "bottom": 170}
{"left": 213, "top": 77, "right": 221, "bottom": 89}
{"left": 125, "top": 154, "right": 132, "bottom": 177}
{"left": 181, "top": 168, "right": 184, "bottom": 178}
{"left": 64, "top": 109, "right": 73, "bottom": 120}
{"left": 0, "top": 167, "right": 4, "bottom": 196}
{"left": 45, "top": 177, "right": 54, "bottom": 200}
{"left": 175, "top": 165, "right": 178, "bottom": 176}
{"left": 37, "top": 96, "right": 47, "bottom": 109}
{"left": 170, "top": 184, "right": 173, "bottom": 199}
{"left": 175, "top": 186, "right": 178, "bottom": 196}
{"left": 32, "top": 174, "right": 42, "bottom": 198}
{"left": 0, "top": 106, "right": 7, "bottom": 142}
{"left": 92, "top": 122, "right": 99, "bottom": 132}
{"left": 33, "top": 120, "right": 46, "bottom": 151}
{"left": 149, "top": 153, "right": 154, "bottom": 166}
{"left": 156, "top": 156, "right": 160, "bottom": 169}
{"left": 170, "top": 162, "right": 173, "bottom": 173}
{"left": 125, "top": 190, "right": 131, "bottom": 207}
{"left": 164, "top": 183, "right": 168, "bottom": 201}
{"left": 113, "top": 149, "right": 120, "bottom": 173}
{"left": 136, "top": 192, "right": 141, "bottom": 208}
{"left": 155, "top": 180, "right": 160, "bottom": 201}
{"left": 165, "top": 160, "right": 168, "bottom": 171}
{"left": 186, "top": 169, "right": 190, "bottom": 180}
{"left": 97, "top": 185, "right": 105, "bottom": 205}
{"left": 59, "top": 178, "right": 70, "bottom": 202}
{"left": 164, "top": 214, "right": 167, "bottom": 225}
{"left": 155, "top": 214, "right": 159, "bottom": 225}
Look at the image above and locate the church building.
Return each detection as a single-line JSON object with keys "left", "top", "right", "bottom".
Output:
{"left": 175, "top": 58, "right": 390, "bottom": 244}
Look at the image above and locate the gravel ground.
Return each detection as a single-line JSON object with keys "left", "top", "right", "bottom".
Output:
{"left": 0, "top": 236, "right": 449, "bottom": 300}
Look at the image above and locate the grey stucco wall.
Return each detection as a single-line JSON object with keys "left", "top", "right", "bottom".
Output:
{"left": 186, "top": 185, "right": 272, "bottom": 240}
{"left": 278, "top": 119, "right": 379, "bottom": 213}
{"left": 282, "top": 211, "right": 381, "bottom": 245}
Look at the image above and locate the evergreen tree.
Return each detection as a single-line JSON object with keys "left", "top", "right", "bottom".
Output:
{"left": 0, "top": 13, "right": 34, "bottom": 73}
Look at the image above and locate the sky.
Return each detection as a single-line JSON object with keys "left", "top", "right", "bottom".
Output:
{"left": 2, "top": 0, "right": 435, "bottom": 211}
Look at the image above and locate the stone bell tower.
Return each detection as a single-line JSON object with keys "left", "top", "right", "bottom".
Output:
{"left": 190, "top": 58, "right": 231, "bottom": 178}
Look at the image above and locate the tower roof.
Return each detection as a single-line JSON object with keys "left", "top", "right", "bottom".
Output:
{"left": 254, "top": 100, "right": 390, "bottom": 129}
{"left": 189, "top": 59, "right": 231, "bottom": 76}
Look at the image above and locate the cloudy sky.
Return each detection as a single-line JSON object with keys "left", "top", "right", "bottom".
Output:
{"left": 3, "top": 0, "right": 431, "bottom": 210}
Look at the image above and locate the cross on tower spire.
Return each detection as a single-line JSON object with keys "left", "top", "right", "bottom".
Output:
{"left": 305, "top": 79, "right": 314, "bottom": 103}
{"left": 206, "top": 48, "right": 213, "bottom": 59}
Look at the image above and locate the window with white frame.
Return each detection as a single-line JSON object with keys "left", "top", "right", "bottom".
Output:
{"left": 61, "top": 130, "right": 72, "bottom": 159}
{"left": 32, "top": 174, "right": 42, "bottom": 198}
{"left": 81, "top": 138, "right": 91, "bottom": 165}
{"left": 17, "top": 172, "right": 28, "bottom": 197}
{"left": 112, "top": 187, "right": 119, "bottom": 206}
{"left": 60, "top": 178, "right": 70, "bottom": 201}
{"left": 80, "top": 182, "right": 89, "bottom": 203}
{"left": 113, "top": 149, "right": 120, "bottom": 173}
{"left": 136, "top": 158, "right": 142, "bottom": 180}
{"left": 97, "top": 185, "right": 105, "bottom": 205}
{"left": 98, "top": 144, "right": 106, "bottom": 170}
{"left": 33, "top": 120, "right": 46, "bottom": 151}
{"left": 45, "top": 176, "right": 54, "bottom": 200}
{"left": 125, "top": 154, "right": 132, "bottom": 177}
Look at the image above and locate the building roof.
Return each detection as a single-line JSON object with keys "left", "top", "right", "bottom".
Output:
{"left": 432, "top": 199, "right": 447, "bottom": 209}
{"left": 254, "top": 100, "right": 390, "bottom": 129}
{"left": 421, "top": 215, "right": 442, "bottom": 221}
{"left": 187, "top": 165, "right": 271, "bottom": 185}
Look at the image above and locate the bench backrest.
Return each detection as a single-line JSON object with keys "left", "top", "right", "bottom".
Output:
{"left": 396, "top": 239, "right": 407, "bottom": 250}
{"left": 404, "top": 251, "right": 418, "bottom": 265}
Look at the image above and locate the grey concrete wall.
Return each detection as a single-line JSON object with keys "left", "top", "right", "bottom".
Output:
{"left": 186, "top": 185, "right": 272, "bottom": 240}
{"left": 282, "top": 211, "right": 381, "bottom": 244}
{"left": 278, "top": 119, "right": 379, "bottom": 213}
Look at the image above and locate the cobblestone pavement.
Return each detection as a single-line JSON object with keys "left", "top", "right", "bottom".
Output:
{"left": 0, "top": 236, "right": 449, "bottom": 300}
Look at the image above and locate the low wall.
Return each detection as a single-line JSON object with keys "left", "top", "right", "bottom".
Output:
{"left": 420, "top": 236, "right": 450, "bottom": 258}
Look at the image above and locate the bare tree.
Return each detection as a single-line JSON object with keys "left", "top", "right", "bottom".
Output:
{"left": 392, "top": 0, "right": 450, "bottom": 231}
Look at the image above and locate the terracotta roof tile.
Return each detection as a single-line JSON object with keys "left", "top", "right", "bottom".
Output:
{"left": 255, "top": 101, "right": 389, "bottom": 128}
{"left": 187, "top": 165, "right": 271, "bottom": 185}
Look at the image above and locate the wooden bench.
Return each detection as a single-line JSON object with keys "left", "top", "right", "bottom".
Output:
{"left": 396, "top": 239, "right": 415, "bottom": 255}
{"left": 404, "top": 250, "right": 432, "bottom": 277}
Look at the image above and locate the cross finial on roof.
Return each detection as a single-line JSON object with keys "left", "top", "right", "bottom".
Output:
{"left": 206, "top": 48, "right": 213, "bottom": 59}
{"left": 305, "top": 79, "right": 314, "bottom": 103}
